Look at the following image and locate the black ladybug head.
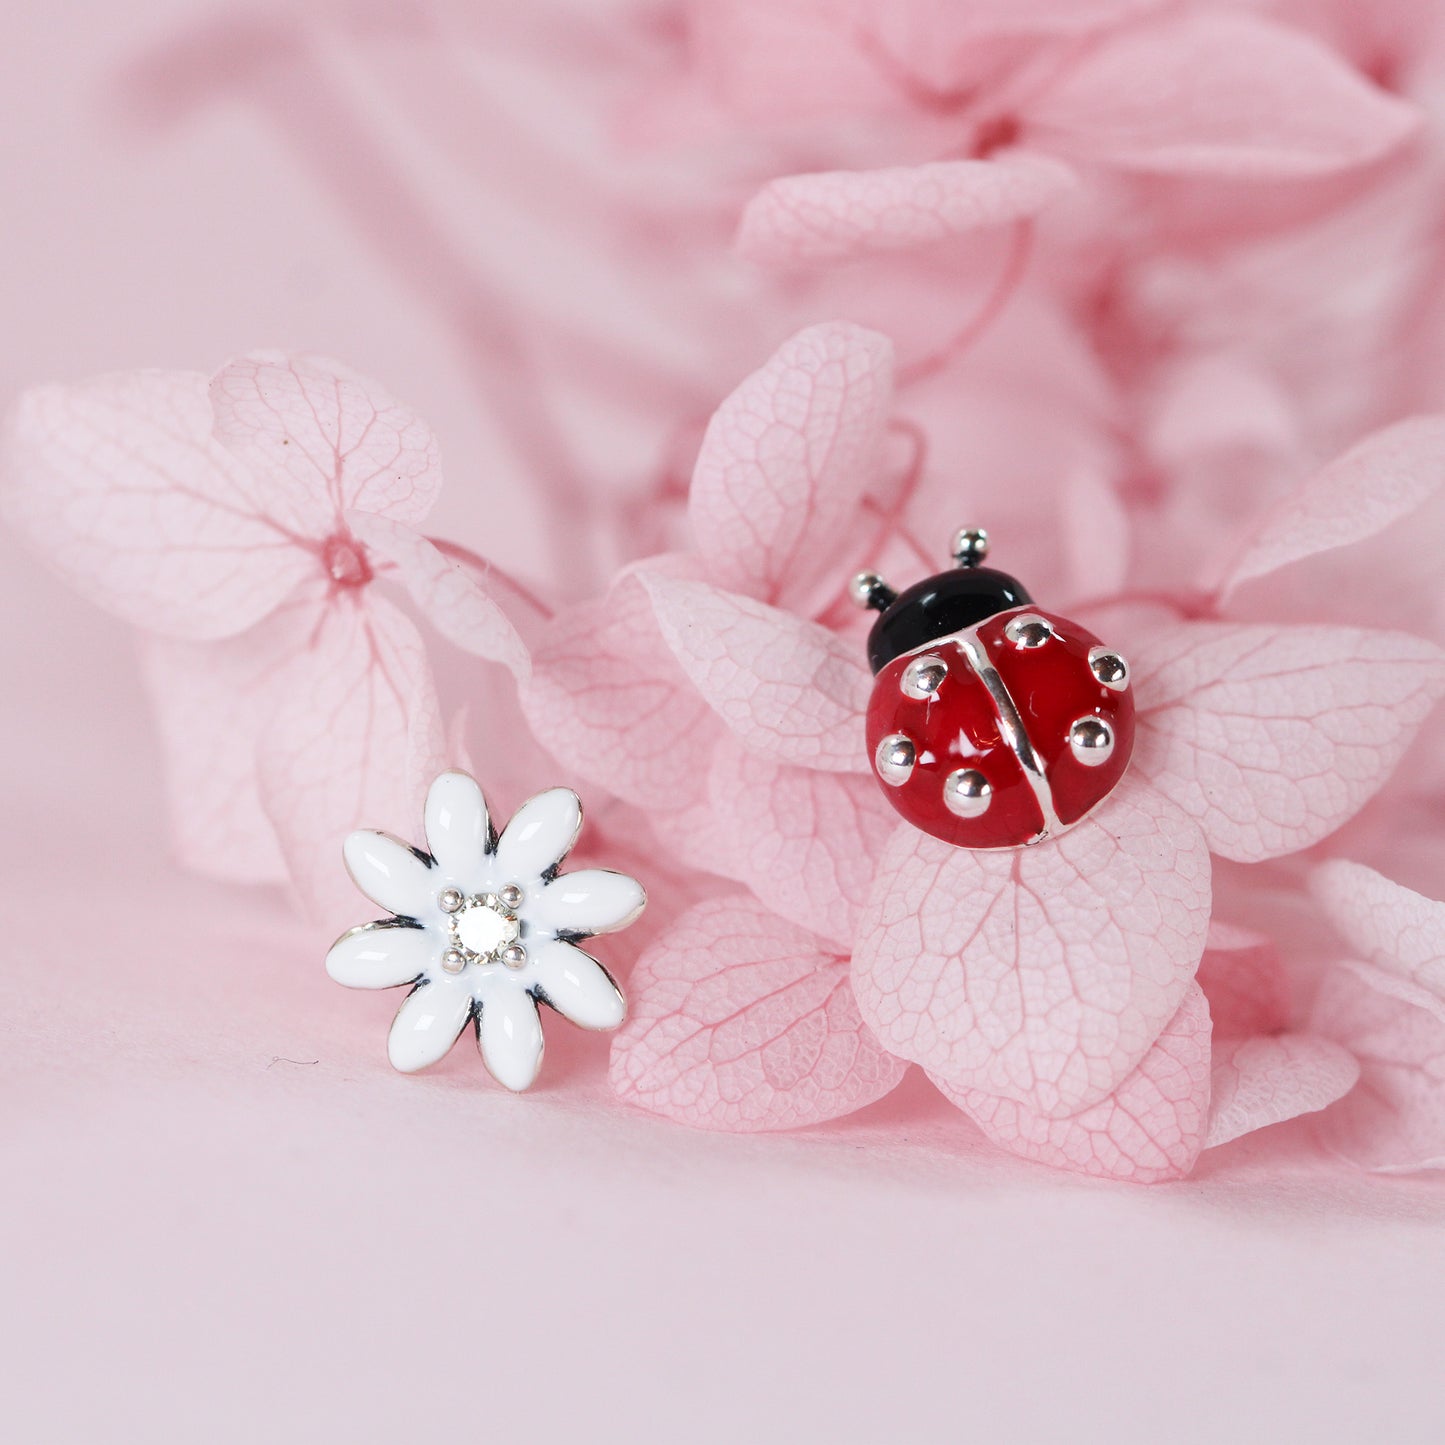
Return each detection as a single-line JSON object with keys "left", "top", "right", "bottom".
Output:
{"left": 852, "top": 528, "right": 1032, "bottom": 675}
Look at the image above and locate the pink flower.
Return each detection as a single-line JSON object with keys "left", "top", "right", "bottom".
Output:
{"left": 527, "top": 321, "right": 1445, "bottom": 1181}
{"left": 1198, "top": 921, "right": 1359, "bottom": 1153}
{"left": 665, "top": 4, "right": 1423, "bottom": 265}
{"left": 1310, "top": 862, "right": 1445, "bottom": 1172}
{"left": 2, "top": 353, "right": 535, "bottom": 920}
{"left": 1207, "top": 413, "right": 1445, "bottom": 891}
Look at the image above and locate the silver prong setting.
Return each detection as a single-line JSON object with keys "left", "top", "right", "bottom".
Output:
{"left": 900, "top": 654, "right": 948, "bottom": 700}
{"left": 499, "top": 883, "right": 524, "bottom": 908}
{"left": 875, "top": 733, "right": 916, "bottom": 786}
{"left": 500, "top": 943, "right": 528, "bottom": 970}
{"left": 438, "top": 887, "right": 464, "bottom": 913}
{"left": 1068, "top": 716, "right": 1114, "bottom": 767}
{"left": 943, "top": 768, "right": 992, "bottom": 818}
{"left": 440, "top": 947, "right": 468, "bottom": 974}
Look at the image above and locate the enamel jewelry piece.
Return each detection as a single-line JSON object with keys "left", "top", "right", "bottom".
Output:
{"left": 852, "top": 528, "right": 1134, "bottom": 850}
{"left": 327, "top": 770, "right": 645, "bottom": 1090}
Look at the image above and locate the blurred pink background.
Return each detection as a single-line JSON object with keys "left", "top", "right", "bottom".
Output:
{"left": 4, "top": 4, "right": 1445, "bottom": 1440}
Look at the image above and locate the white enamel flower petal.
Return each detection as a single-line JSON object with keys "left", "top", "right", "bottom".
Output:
{"left": 387, "top": 978, "right": 474, "bottom": 1073}
{"left": 477, "top": 981, "right": 545, "bottom": 1091}
{"left": 343, "top": 830, "right": 435, "bottom": 919}
{"left": 423, "top": 770, "right": 491, "bottom": 890}
{"left": 494, "top": 788, "right": 582, "bottom": 883}
{"left": 327, "top": 924, "right": 435, "bottom": 989}
{"left": 528, "top": 938, "right": 626, "bottom": 1031}
{"left": 530, "top": 869, "right": 647, "bottom": 939}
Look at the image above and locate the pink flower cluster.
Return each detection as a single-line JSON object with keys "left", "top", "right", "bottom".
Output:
{"left": 7, "top": 0, "right": 1445, "bottom": 1181}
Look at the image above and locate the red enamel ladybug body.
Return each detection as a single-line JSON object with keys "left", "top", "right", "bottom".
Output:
{"left": 854, "top": 531, "right": 1134, "bottom": 850}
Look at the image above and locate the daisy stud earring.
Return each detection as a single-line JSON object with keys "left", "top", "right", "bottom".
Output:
{"left": 852, "top": 526, "right": 1135, "bottom": 850}
{"left": 327, "top": 770, "right": 645, "bottom": 1090}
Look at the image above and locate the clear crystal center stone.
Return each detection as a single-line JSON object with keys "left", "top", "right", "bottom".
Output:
{"left": 455, "top": 902, "right": 519, "bottom": 957}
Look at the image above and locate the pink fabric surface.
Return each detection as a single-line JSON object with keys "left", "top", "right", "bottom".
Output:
{"left": 5, "top": 4, "right": 1445, "bottom": 1439}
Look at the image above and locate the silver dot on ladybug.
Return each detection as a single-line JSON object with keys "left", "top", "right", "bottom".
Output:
{"left": 500, "top": 943, "right": 528, "bottom": 970}
{"left": 499, "top": 883, "right": 524, "bottom": 908}
{"left": 901, "top": 654, "right": 948, "bottom": 700}
{"left": 441, "top": 946, "right": 468, "bottom": 974}
{"left": 438, "top": 887, "right": 465, "bottom": 913}
{"left": 1003, "top": 613, "right": 1054, "bottom": 649}
{"left": 1088, "top": 646, "right": 1129, "bottom": 691}
{"left": 1069, "top": 716, "right": 1114, "bottom": 767}
{"left": 943, "top": 768, "right": 992, "bottom": 818}
{"left": 875, "top": 733, "right": 916, "bottom": 786}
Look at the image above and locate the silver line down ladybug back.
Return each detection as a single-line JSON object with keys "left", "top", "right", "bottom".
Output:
{"left": 852, "top": 527, "right": 1135, "bottom": 850}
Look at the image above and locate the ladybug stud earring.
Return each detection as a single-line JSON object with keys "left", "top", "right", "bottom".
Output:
{"left": 852, "top": 527, "right": 1135, "bottom": 850}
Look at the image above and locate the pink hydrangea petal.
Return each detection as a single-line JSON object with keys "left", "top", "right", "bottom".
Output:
{"left": 1216, "top": 416, "right": 1445, "bottom": 599}
{"left": 521, "top": 561, "right": 722, "bottom": 810}
{"left": 934, "top": 984, "right": 1212, "bottom": 1185}
{"left": 2, "top": 369, "right": 315, "bottom": 640}
{"left": 1146, "top": 354, "right": 1299, "bottom": 481}
{"left": 1132, "top": 621, "right": 1445, "bottom": 863}
{"left": 687, "top": 0, "right": 906, "bottom": 125}
{"left": 610, "top": 896, "right": 908, "bottom": 1131}
{"left": 257, "top": 594, "right": 445, "bottom": 923}
{"left": 137, "top": 595, "right": 329, "bottom": 885}
{"left": 1196, "top": 921, "right": 1290, "bottom": 1039}
{"left": 427, "top": 537, "right": 552, "bottom": 651}
{"left": 1205, "top": 1033, "right": 1360, "bottom": 1149}
{"left": 1312, "top": 861, "right": 1445, "bottom": 1006}
{"left": 689, "top": 323, "right": 893, "bottom": 612}
{"left": 645, "top": 785, "right": 753, "bottom": 884}
{"left": 1312, "top": 960, "right": 1445, "bottom": 1172}
{"left": 347, "top": 511, "right": 530, "bottom": 678}
{"left": 643, "top": 573, "right": 872, "bottom": 771}
{"left": 736, "top": 155, "right": 1076, "bottom": 266}
{"left": 1031, "top": 13, "right": 1420, "bottom": 177}
{"left": 852, "top": 777, "right": 1211, "bottom": 1117}
{"left": 867, "top": 0, "right": 1170, "bottom": 88}
{"left": 702, "top": 738, "right": 899, "bottom": 949}
{"left": 1059, "top": 463, "right": 1132, "bottom": 602}
{"left": 209, "top": 352, "right": 442, "bottom": 531}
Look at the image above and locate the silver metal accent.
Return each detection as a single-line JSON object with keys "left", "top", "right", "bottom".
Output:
{"left": 957, "top": 633, "right": 1060, "bottom": 843}
{"left": 951, "top": 527, "right": 989, "bottom": 568}
{"left": 900, "top": 654, "right": 948, "bottom": 700}
{"left": 440, "top": 947, "right": 467, "bottom": 974}
{"left": 1003, "top": 613, "right": 1054, "bottom": 649}
{"left": 438, "top": 887, "right": 464, "bottom": 913}
{"left": 447, "top": 894, "right": 523, "bottom": 971}
{"left": 943, "top": 768, "right": 992, "bottom": 819}
{"left": 875, "top": 733, "right": 916, "bottom": 787}
{"left": 499, "top": 883, "right": 524, "bottom": 908}
{"left": 849, "top": 571, "right": 887, "bottom": 609}
{"left": 1069, "top": 716, "right": 1114, "bottom": 767}
{"left": 1088, "top": 646, "right": 1129, "bottom": 691}
{"left": 500, "top": 944, "right": 528, "bottom": 970}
